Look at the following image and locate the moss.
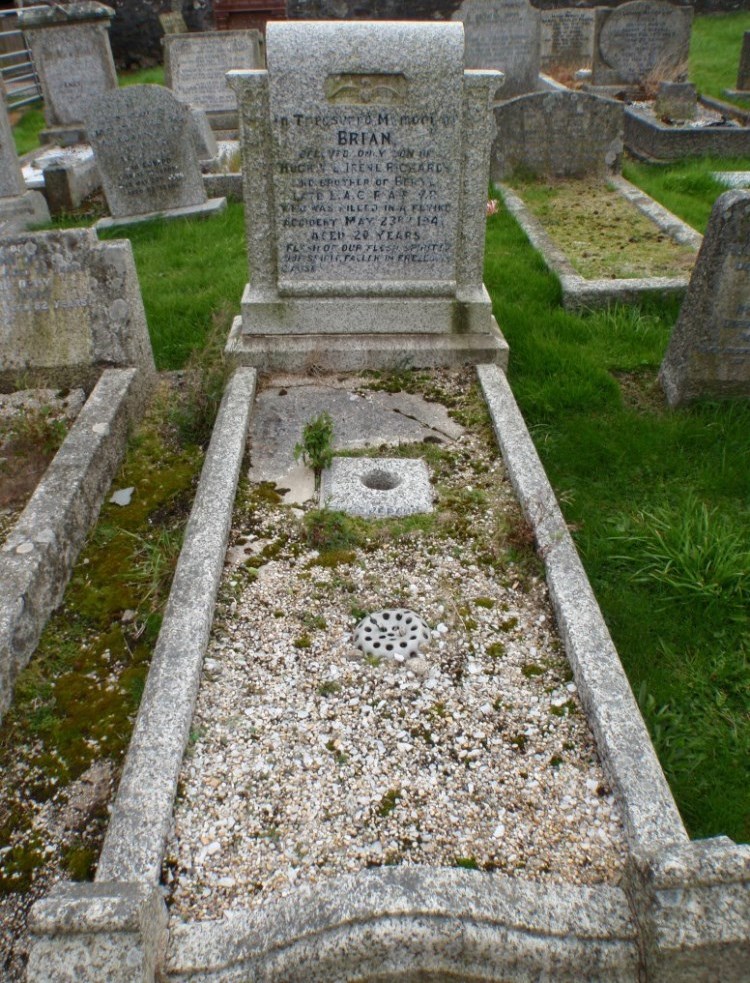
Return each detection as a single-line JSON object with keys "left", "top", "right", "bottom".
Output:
{"left": 474, "top": 597, "right": 495, "bottom": 609}
{"left": 454, "top": 856, "right": 479, "bottom": 870}
{"left": 487, "top": 642, "right": 506, "bottom": 659}
{"left": 522, "top": 663, "right": 546, "bottom": 678}
{"left": 294, "top": 634, "right": 312, "bottom": 649}
{"left": 311, "top": 549, "right": 358, "bottom": 568}
{"left": 377, "top": 788, "right": 402, "bottom": 817}
{"left": 317, "top": 681, "right": 341, "bottom": 696}
{"left": 550, "top": 700, "right": 578, "bottom": 718}
{"left": 62, "top": 842, "right": 98, "bottom": 881}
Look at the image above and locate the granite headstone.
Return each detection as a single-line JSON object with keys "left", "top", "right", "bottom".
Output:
{"left": 164, "top": 30, "right": 263, "bottom": 126}
{"left": 540, "top": 8, "right": 594, "bottom": 73}
{"left": 453, "top": 0, "right": 540, "bottom": 99}
{"left": 0, "top": 229, "right": 154, "bottom": 384}
{"left": 19, "top": 2, "right": 118, "bottom": 146}
{"left": 85, "top": 85, "right": 226, "bottom": 228}
{"left": 492, "top": 90, "right": 623, "bottom": 181}
{"left": 0, "top": 79, "right": 50, "bottom": 231}
{"left": 226, "top": 20, "right": 507, "bottom": 371}
{"left": 660, "top": 190, "right": 750, "bottom": 407}
{"left": 592, "top": 1, "right": 692, "bottom": 88}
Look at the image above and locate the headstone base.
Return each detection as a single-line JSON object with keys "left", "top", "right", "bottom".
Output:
{"left": 226, "top": 315, "right": 509, "bottom": 373}
{"left": 0, "top": 190, "right": 50, "bottom": 230}
{"left": 583, "top": 83, "right": 641, "bottom": 101}
{"left": 40, "top": 125, "right": 88, "bottom": 147}
{"left": 94, "top": 196, "right": 226, "bottom": 230}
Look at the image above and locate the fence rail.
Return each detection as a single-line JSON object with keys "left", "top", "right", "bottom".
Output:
{"left": 0, "top": 7, "right": 42, "bottom": 111}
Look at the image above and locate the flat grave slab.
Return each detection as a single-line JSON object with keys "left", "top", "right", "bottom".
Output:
{"left": 320, "top": 456, "right": 434, "bottom": 518}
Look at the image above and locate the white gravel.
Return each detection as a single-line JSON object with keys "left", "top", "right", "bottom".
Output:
{"left": 165, "top": 371, "right": 628, "bottom": 922}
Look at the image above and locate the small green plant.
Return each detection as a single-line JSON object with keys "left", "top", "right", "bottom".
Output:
{"left": 377, "top": 788, "right": 402, "bottom": 817}
{"left": 294, "top": 411, "right": 335, "bottom": 490}
{"left": 454, "top": 856, "right": 479, "bottom": 870}
{"left": 317, "top": 680, "right": 341, "bottom": 696}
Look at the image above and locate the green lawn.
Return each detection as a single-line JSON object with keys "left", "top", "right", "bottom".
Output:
{"left": 691, "top": 11, "right": 750, "bottom": 106}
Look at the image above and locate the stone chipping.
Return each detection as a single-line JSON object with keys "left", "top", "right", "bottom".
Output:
{"left": 165, "top": 370, "right": 628, "bottom": 924}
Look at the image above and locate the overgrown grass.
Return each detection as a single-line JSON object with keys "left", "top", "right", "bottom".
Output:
{"left": 623, "top": 155, "right": 750, "bottom": 233}
{"left": 485, "top": 197, "right": 750, "bottom": 842}
{"left": 691, "top": 12, "right": 750, "bottom": 106}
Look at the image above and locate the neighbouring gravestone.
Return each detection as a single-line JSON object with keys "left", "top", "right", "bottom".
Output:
{"left": 452, "top": 0, "right": 539, "bottom": 99}
{"left": 159, "top": 11, "right": 188, "bottom": 35}
{"left": 654, "top": 81, "right": 697, "bottom": 121}
{"left": 19, "top": 2, "right": 118, "bottom": 147}
{"left": 540, "top": 8, "right": 594, "bottom": 73}
{"left": 0, "top": 79, "right": 50, "bottom": 231}
{"left": 592, "top": 0, "right": 692, "bottom": 89}
{"left": 738, "top": 33, "right": 750, "bottom": 91}
{"left": 660, "top": 190, "right": 750, "bottom": 407}
{"left": 492, "top": 90, "right": 623, "bottom": 181}
{"left": 227, "top": 21, "right": 507, "bottom": 372}
{"left": 0, "top": 229, "right": 154, "bottom": 387}
{"left": 164, "top": 30, "right": 263, "bottom": 131}
{"left": 85, "top": 85, "right": 226, "bottom": 229}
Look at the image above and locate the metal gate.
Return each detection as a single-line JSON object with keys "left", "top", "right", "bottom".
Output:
{"left": 0, "top": 5, "right": 42, "bottom": 111}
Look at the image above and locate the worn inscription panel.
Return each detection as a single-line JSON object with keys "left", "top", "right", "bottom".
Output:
{"left": 266, "top": 22, "right": 464, "bottom": 292}
{"left": 166, "top": 32, "right": 262, "bottom": 113}
{"left": 454, "top": 0, "right": 540, "bottom": 97}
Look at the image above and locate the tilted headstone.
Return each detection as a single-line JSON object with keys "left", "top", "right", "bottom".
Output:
{"left": 0, "top": 229, "right": 154, "bottom": 386}
{"left": 492, "top": 91, "right": 623, "bottom": 181}
{"left": 453, "top": 0, "right": 540, "bottom": 99}
{"left": 654, "top": 81, "right": 697, "bottom": 121}
{"left": 0, "top": 78, "right": 50, "bottom": 230}
{"left": 592, "top": 1, "right": 692, "bottom": 88}
{"left": 19, "top": 2, "right": 118, "bottom": 146}
{"left": 85, "top": 85, "right": 226, "bottom": 229}
{"left": 660, "top": 191, "right": 750, "bottom": 407}
{"left": 736, "top": 32, "right": 750, "bottom": 92}
{"left": 227, "top": 21, "right": 507, "bottom": 371}
{"left": 164, "top": 30, "right": 263, "bottom": 129}
{"left": 540, "top": 8, "right": 594, "bottom": 73}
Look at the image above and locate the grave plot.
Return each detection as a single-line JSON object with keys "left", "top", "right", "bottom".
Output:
{"left": 165, "top": 370, "right": 628, "bottom": 926}
{"left": 496, "top": 176, "right": 702, "bottom": 311}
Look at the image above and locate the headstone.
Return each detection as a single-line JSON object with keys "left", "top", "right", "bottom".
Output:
{"left": 19, "top": 2, "right": 118, "bottom": 147}
{"left": 453, "top": 0, "right": 540, "bottom": 99}
{"left": 85, "top": 85, "right": 226, "bottom": 229}
{"left": 592, "top": 1, "right": 692, "bottom": 88}
{"left": 0, "top": 79, "right": 50, "bottom": 231}
{"left": 540, "top": 9, "right": 594, "bottom": 73}
{"left": 0, "top": 229, "right": 154, "bottom": 386}
{"left": 738, "top": 32, "right": 750, "bottom": 91}
{"left": 654, "top": 81, "right": 697, "bottom": 121}
{"left": 227, "top": 21, "right": 507, "bottom": 371}
{"left": 492, "top": 91, "right": 623, "bottom": 181}
{"left": 164, "top": 30, "right": 263, "bottom": 130}
{"left": 159, "top": 11, "right": 188, "bottom": 35}
{"left": 659, "top": 190, "right": 750, "bottom": 407}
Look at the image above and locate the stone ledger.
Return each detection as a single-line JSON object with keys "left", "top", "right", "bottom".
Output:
{"left": 0, "top": 79, "right": 50, "bottom": 231}
{"left": 19, "top": 2, "right": 118, "bottom": 147}
{"left": 453, "top": 0, "right": 540, "bottom": 99}
{"left": 227, "top": 20, "right": 507, "bottom": 372}
{"left": 592, "top": 1, "right": 692, "bottom": 88}
{"left": 85, "top": 85, "right": 226, "bottom": 229}
{"left": 0, "top": 229, "right": 155, "bottom": 386}
{"left": 660, "top": 190, "right": 750, "bottom": 407}
{"left": 164, "top": 30, "right": 263, "bottom": 129}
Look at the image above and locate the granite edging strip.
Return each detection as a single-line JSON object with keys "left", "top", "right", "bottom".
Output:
{"left": 476, "top": 363, "right": 687, "bottom": 857}
{"left": 95, "top": 367, "right": 257, "bottom": 884}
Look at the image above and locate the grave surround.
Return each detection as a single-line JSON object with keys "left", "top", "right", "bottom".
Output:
{"left": 452, "top": 0, "right": 541, "bottom": 99}
{"left": 320, "top": 456, "right": 434, "bottom": 517}
{"left": 226, "top": 20, "right": 508, "bottom": 371}
{"left": 19, "top": 1, "right": 118, "bottom": 147}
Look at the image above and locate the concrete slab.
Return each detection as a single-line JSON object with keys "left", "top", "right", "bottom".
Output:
{"left": 320, "top": 457, "right": 434, "bottom": 518}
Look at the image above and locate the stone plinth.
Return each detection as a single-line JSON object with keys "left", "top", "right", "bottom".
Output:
{"left": 227, "top": 21, "right": 507, "bottom": 372}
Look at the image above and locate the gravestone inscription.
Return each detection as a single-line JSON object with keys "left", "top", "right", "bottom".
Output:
{"left": 85, "top": 85, "right": 226, "bottom": 227}
{"left": 453, "top": 0, "right": 539, "bottom": 98}
{"left": 164, "top": 31, "right": 263, "bottom": 116}
{"left": 227, "top": 20, "right": 507, "bottom": 370}
{"left": 540, "top": 9, "right": 594, "bottom": 72}
{"left": 0, "top": 229, "right": 154, "bottom": 382}
{"left": 19, "top": 2, "right": 118, "bottom": 145}
{"left": 592, "top": 1, "right": 692, "bottom": 88}
{"left": 660, "top": 190, "right": 750, "bottom": 406}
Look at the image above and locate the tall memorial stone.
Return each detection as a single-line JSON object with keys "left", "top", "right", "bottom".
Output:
{"left": 0, "top": 229, "right": 154, "bottom": 387}
{"left": 19, "top": 2, "right": 118, "bottom": 147}
{"left": 164, "top": 30, "right": 264, "bottom": 132}
{"left": 227, "top": 21, "right": 507, "bottom": 372}
{"left": 725, "top": 31, "right": 750, "bottom": 100}
{"left": 453, "top": 0, "right": 539, "bottom": 99}
{"left": 85, "top": 85, "right": 226, "bottom": 229}
{"left": 659, "top": 191, "right": 750, "bottom": 407}
{"left": 592, "top": 1, "right": 692, "bottom": 89}
{"left": 0, "top": 79, "right": 50, "bottom": 232}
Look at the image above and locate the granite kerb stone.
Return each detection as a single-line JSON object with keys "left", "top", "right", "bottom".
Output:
{"left": 624, "top": 104, "right": 750, "bottom": 162}
{"left": 0, "top": 368, "right": 144, "bottom": 722}
{"left": 495, "top": 180, "right": 698, "bottom": 312}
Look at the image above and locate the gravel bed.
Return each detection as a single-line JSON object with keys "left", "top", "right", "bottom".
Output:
{"left": 629, "top": 100, "right": 742, "bottom": 128}
{"left": 165, "top": 371, "right": 628, "bottom": 923}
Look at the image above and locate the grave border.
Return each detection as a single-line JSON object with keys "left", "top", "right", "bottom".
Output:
{"left": 624, "top": 103, "right": 750, "bottom": 162}
{"left": 495, "top": 176, "right": 701, "bottom": 311}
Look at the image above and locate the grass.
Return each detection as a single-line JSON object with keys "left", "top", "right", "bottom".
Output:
{"left": 485, "top": 191, "right": 750, "bottom": 843}
{"left": 691, "top": 12, "right": 750, "bottom": 106}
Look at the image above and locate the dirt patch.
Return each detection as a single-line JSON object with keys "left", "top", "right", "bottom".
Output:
{"left": 510, "top": 178, "right": 697, "bottom": 280}
{"left": 612, "top": 368, "right": 667, "bottom": 414}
